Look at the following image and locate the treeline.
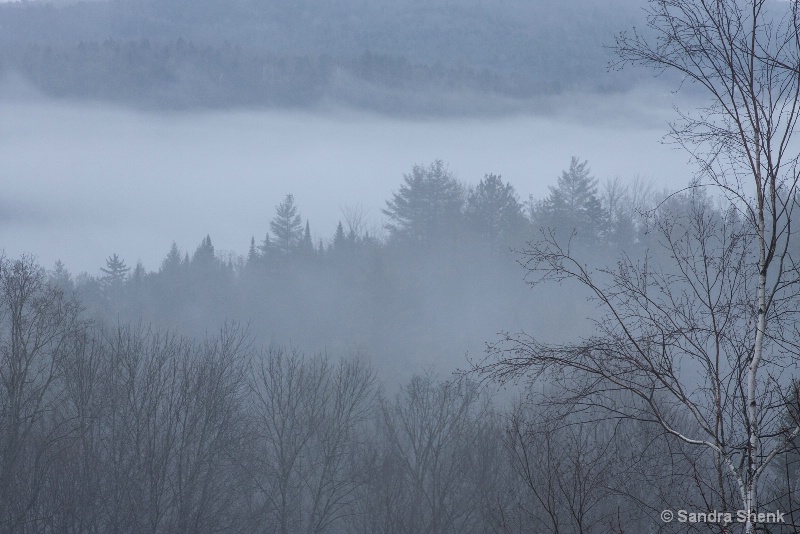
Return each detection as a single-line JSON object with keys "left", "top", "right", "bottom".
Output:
{"left": 5, "top": 255, "right": 799, "bottom": 533}
{"left": 0, "top": 0, "right": 651, "bottom": 112}
{"left": 6, "top": 159, "right": 800, "bottom": 532}
{"left": 55, "top": 159, "right": 656, "bottom": 376}
{"left": 3, "top": 40, "right": 509, "bottom": 111}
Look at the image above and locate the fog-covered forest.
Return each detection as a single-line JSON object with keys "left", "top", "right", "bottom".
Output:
{"left": 8, "top": 166, "right": 795, "bottom": 533}
{"left": 0, "top": 0, "right": 655, "bottom": 112}
{"left": 4, "top": 0, "right": 800, "bottom": 532}
{"left": 5, "top": 158, "right": 800, "bottom": 533}
{"left": 48, "top": 159, "right": 657, "bottom": 378}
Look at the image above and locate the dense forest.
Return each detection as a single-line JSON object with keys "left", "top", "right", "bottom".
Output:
{"left": 59, "top": 158, "right": 655, "bottom": 378}
{"left": 0, "top": 0, "right": 656, "bottom": 113}
{"left": 4, "top": 0, "right": 800, "bottom": 531}
{"left": 4, "top": 157, "right": 800, "bottom": 532}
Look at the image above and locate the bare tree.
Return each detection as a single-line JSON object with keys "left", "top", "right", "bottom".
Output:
{"left": 45, "top": 328, "right": 106, "bottom": 534}
{"left": 94, "top": 324, "right": 250, "bottom": 534}
{"left": 505, "top": 405, "right": 620, "bottom": 534}
{"left": 340, "top": 203, "right": 371, "bottom": 241}
{"left": 247, "top": 347, "right": 376, "bottom": 534}
{"left": 501, "top": 392, "right": 703, "bottom": 534}
{"left": 356, "top": 374, "right": 500, "bottom": 534}
{"left": 602, "top": 175, "right": 657, "bottom": 247}
{"left": 0, "top": 255, "right": 84, "bottom": 533}
{"left": 618, "top": 1, "right": 800, "bottom": 525}
{"left": 167, "top": 325, "right": 250, "bottom": 534}
{"left": 479, "top": 190, "right": 799, "bottom": 531}
{"left": 477, "top": 1, "right": 800, "bottom": 530}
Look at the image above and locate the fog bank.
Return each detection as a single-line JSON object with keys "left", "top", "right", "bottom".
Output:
{"left": 2, "top": 87, "right": 693, "bottom": 274}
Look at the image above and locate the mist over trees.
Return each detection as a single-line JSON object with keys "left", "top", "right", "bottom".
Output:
{"left": 0, "top": 0, "right": 654, "bottom": 113}
{"left": 4, "top": 0, "right": 800, "bottom": 531}
{"left": 476, "top": 0, "right": 800, "bottom": 532}
{"left": 0, "top": 251, "right": 693, "bottom": 533}
{"left": 4, "top": 103, "right": 800, "bottom": 534}
{"left": 44, "top": 159, "right": 656, "bottom": 380}
{"left": 11, "top": 155, "right": 790, "bottom": 531}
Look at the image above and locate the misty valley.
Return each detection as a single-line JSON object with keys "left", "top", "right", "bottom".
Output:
{"left": 0, "top": 158, "right": 744, "bottom": 533}
{"left": 3, "top": 0, "right": 800, "bottom": 532}
{"left": 3, "top": 152, "right": 799, "bottom": 533}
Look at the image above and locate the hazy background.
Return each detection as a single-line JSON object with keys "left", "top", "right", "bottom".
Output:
{"left": 1, "top": 84, "right": 691, "bottom": 275}
{"left": 3, "top": 3, "right": 791, "bottom": 532}
{"left": 0, "top": 0, "right": 693, "bottom": 278}
{"left": 0, "top": 0, "right": 704, "bottom": 379}
{"left": 0, "top": 0, "right": 707, "bottom": 381}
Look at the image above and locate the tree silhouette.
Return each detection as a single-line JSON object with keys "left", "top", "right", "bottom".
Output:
{"left": 270, "top": 194, "right": 304, "bottom": 256}
{"left": 465, "top": 173, "right": 526, "bottom": 245}
{"left": 383, "top": 160, "right": 464, "bottom": 246}
{"left": 536, "top": 157, "right": 606, "bottom": 241}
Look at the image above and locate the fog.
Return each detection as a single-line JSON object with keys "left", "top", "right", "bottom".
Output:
{"left": 2, "top": 84, "right": 691, "bottom": 275}
{"left": 3, "top": 0, "right": 800, "bottom": 531}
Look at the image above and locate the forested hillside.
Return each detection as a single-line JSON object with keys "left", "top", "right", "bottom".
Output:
{"left": 5, "top": 0, "right": 800, "bottom": 530}
{"left": 59, "top": 159, "right": 656, "bottom": 377}
{"left": 0, "top": 0, "right": 653, "bottom": 112}
{"left": 5, "top": 156, "right": 791, "bottom": 533}
{"left": 3, "top": 159, "right": 800, "bottom": 532}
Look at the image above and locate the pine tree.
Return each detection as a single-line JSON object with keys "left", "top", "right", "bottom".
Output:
{"left": 100, "top": 253, "right": 130, "bottom": 295}
{"left": 258, "top": 233, "right": 272, "bottom": 258}
{"left": 130, "top": 261, "right": 146, "bottom": 285}
{"left": 192, "top": 235, "right": 216, "bottom": 266}
{"left": 300, "top": 220, "right": 314, "bottom": 258}
{"left": 129, "top": 261, "right": 146, "bottom": 298}
{"left": 49, "top": 260, "right": 73, "bottom": 293}
{"left": 247, "top": 236, "right": 259, "bottom": 265}
{"left": 161, "top": 242, "right": 182, "bottom": 273}
{"left": 333, "top": 221, "right": 346, "bottom": 251}
{"left": 537, "top": 157, "right": 607, "bottom": 241}
{"left": 383, "top": 160, "right": 464, "bottom": 245}
{"left": 465, "top": 173, "right": 526, "bottom": 244}
{"left": 270, "top": 194, "right": 303, "bottom": 255}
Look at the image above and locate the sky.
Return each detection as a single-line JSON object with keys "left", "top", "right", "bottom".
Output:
{"left": 1, "top": 84, "right": 694, "bottom": 275}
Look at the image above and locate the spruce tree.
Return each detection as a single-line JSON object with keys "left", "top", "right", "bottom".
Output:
{"left": 49, "top": 260, "right": 73, "bottom": 292}
{"left": 192, "top": 235, "right": 216, "bottom": 266}
{"left": 383, "top": 160, "right": 464, "bottom": 245}
{"left": 538, "top": 157, "right": 607, "bottom": 241}
{"left": 258, "top": 233, "right": 272, "bottom": 258}
{"left": 300, "top": 220, "right": 314, "bottom": 257}
{"left": 161, "top": 242, "right": 182, "bottom": 273}
{"left": 247, "top": 236, "right": 259, "bottom": 265}
{"left": 465, "top": 173, "right": 526, "bottom": 244}
{"left": 100, "top": 253, "right": 130, "bottom": 295}
{"left": 270, "top": 194, "right": 303, "bottom": 255}
{"left": 333, "top": 221, "right": 346, "bottom": 251}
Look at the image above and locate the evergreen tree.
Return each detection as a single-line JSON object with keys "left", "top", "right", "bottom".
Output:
{"left": 100, "top": 253, "right": 130, "bottom": 295}
{"left": 247, "top": 236, "right": 259, "bottom": 265}
{"left": 49, "top": 260, "right": 73, "bottom": 293}
{"left": 270, "top": 194, "right": 304, "bottom": 255}
{"left": 383, "top": 160, "right": 464, "bottom": 245}
{"left": 465, "top": 173, "right": 527, "bottom": 244}
{"left": 130, "top": 261, "right": 146, "bottom": 285}
{"left": 258, "top": 233, "right": 272, "bottom": 258}
{"left": 333, "top": 221, "right": 347, "bottom": 251}
{"left": 161, "top": 242, "right": 182, "bottom": 273}
{"left": 129, "top": 261, "right": 147, "bottom": 303}
{"left": 192, "top": 235, "right": 216, "bottom": 266}
{"left": 300, "top": 220, "right": 314, "bottom": 258}
{"left": 537, "top": 157, "right": 607, "bottom": 241}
